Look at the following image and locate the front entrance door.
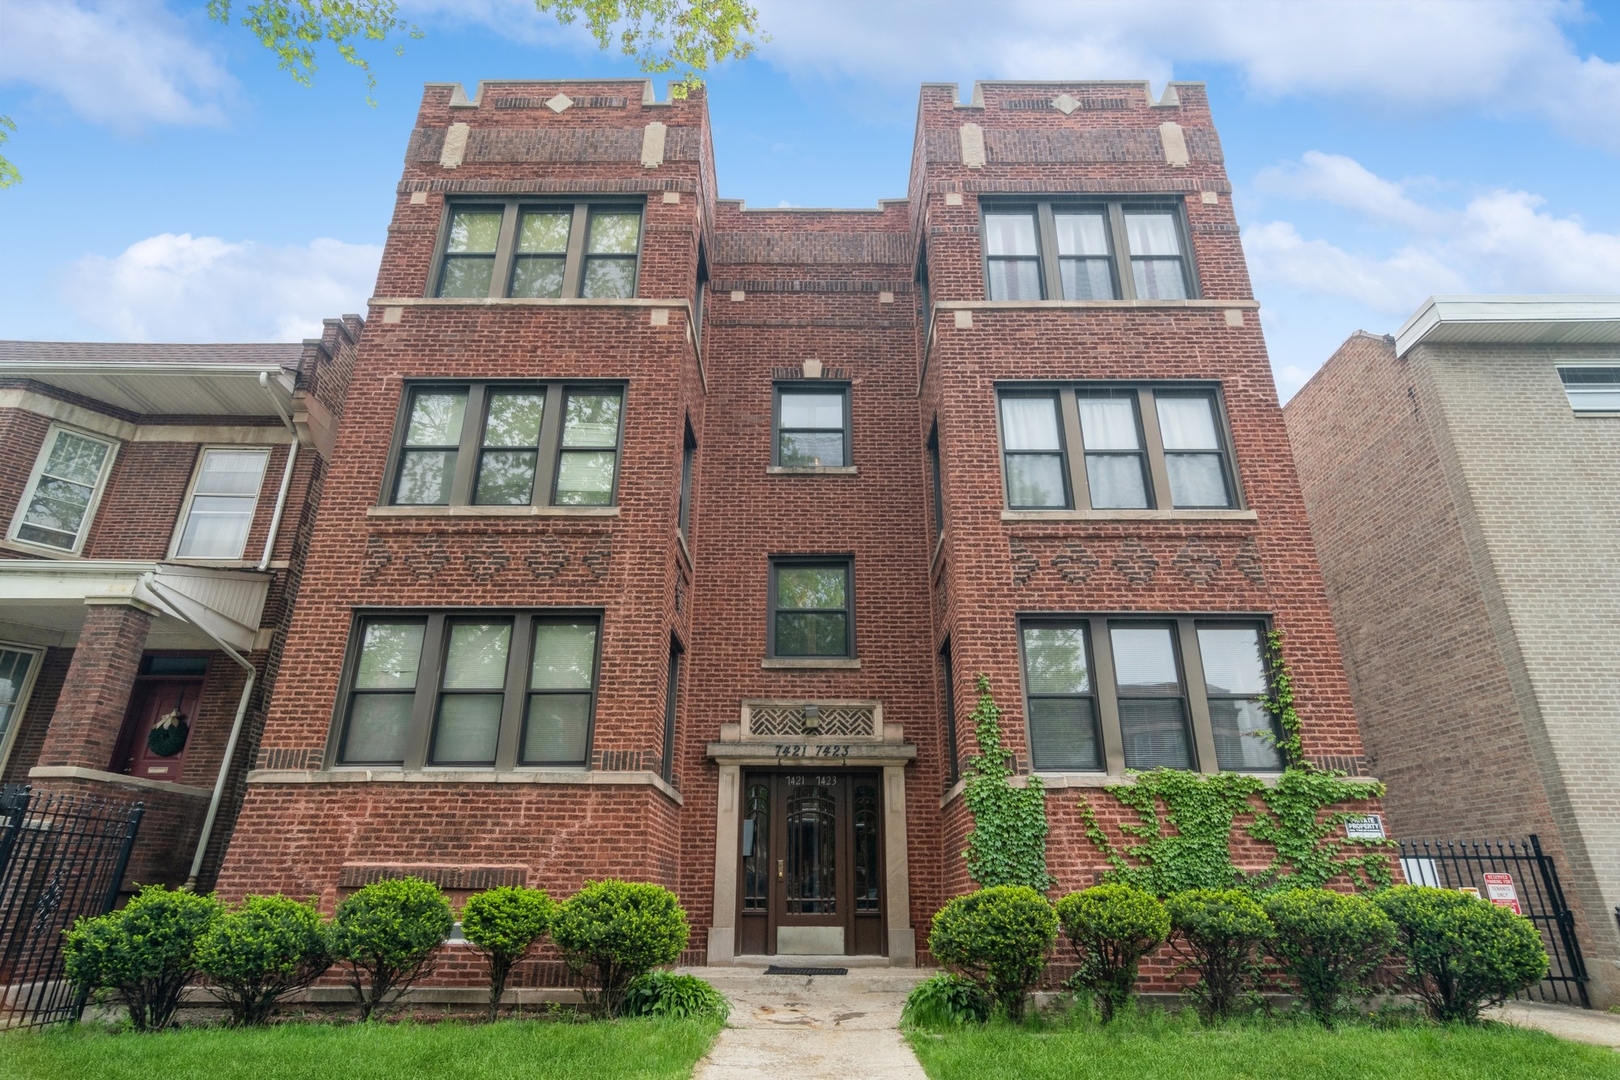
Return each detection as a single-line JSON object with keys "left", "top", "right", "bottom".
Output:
{"left": 737, "top": 771, "right": 884, "bottom": 956}
{"left": 116, "top": 675, "right": 203, "bottom": 782}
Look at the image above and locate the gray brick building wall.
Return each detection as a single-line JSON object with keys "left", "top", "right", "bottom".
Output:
{"left": 1286, "top": 327, "right": 1620, "bottom": 1008}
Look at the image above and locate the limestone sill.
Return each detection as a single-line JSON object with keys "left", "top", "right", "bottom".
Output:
{"left": 246, "top": 767, "right": 680, "bottom": 803}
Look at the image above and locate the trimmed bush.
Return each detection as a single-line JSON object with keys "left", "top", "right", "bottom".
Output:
{"left": 1164, "top": 888, "right": 1272, "bottom": 1022}
{"left": 928, "top": 885, "right": 1058, "bottom": 1022}
{"left": 550, "top": 880, "right": 690, "bottom": 1018}
{"left": 62, "top": 885, "right": 223, "bottom": 1032}
{"left": 331, "top": 877, "right": 453, "bottom": 1021}
{"left": 461, "top": 886, "right": 556, "bottom": 1021}
{"left": 1055, "top": 884, "right": 1169, "bottom": 1023}
{"left": 1376, "top": 885, "right": 1550, "bottom": 1024}
{"left": 1264, "top": 888, "right": 1396, "bottom": 1025}
{"left": 195, "top": 894, "right": 332, "bottom": 1026}
{"left": 901, "top": 971, "right": 993, "bottom": 1028}
{"left": 622, "top": 971, "right": 730, "bottom": 1021}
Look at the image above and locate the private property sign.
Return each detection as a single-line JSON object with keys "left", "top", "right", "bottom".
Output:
{"left": 1483, "top": 872, "right": 1522, "bottom": 914}
{"left": 1344, "top": 814, "right": 1386, "bottom": 841}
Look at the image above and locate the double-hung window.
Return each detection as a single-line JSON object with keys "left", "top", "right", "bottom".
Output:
{"left": 8, "top": 425, "right": 118, "bottom": 553}
{"left": 336, "top": 611, "right": 601, "bottom": 769}
{"left": 997, "top": 384, "right": 1238, "bottom": 512}
{"left": 386, "top": 382, "right": 624, "bottom": 508}
{"left": 1557, "top": 366, "right": 1620, "bottom": 413}
{"left": 173, "top": 448, "right": 270, "bottom": 559}
{"left": 769, "top": 558, "right": 854, "bottom": 659}
{"left": 773, "top": 383, "right": 850, "bottom": 468}
{"left": 1018, "top": 617, "right": 1283, "bottom": 774}
{"left": 982, "top": 200, "right": 1194, "bottom": 301}
{"left": 433, "top": 200, "right": 643, "bottom": 299}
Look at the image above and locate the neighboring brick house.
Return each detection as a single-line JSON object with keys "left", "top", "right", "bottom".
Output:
{"left": 1284, "top": 297, "right": 1620, "bottom": 1008}
{"left": 0, "top": 322, "right": 359, "bottom": 889}
{"left": 216, "top": 78, "right": 1382, "bottom": 976}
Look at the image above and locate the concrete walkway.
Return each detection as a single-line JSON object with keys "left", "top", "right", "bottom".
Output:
{"left": 686, "top": 967, "right": 933, "bottom": 1080}
{"left": 1486, "top": 999, "right": 1620, "bottom": 1049}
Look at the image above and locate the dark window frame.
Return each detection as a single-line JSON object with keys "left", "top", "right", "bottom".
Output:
{"left": 996, "top": 389, "right": 1075, "bottom": 510}
{"left": 1017, "top": 619, "right": 1104, "bottom": 772}
{"left": 1017, "top": 613, "right": 1283, "bottom": 776}
{"left": 429, "top": 198, "right": 644, "bottom": 300}
{"left": 771, "top": 381, "right": 853, "bottom": 469}
{"left": 331, "top": 608, "right": 603, "bottom": 771}
{"left": 940, "top": 639, "right": 959, "bottom": 783}
{"left": 927, "top": 424, "right": 944, "bottom": 540}
{"left": 678, "top": 421, "right": 696, "bottom": 542}
{"left": 979, "top": 197, "right": 1199, "bottom": 302}
{"left": 996, "top": 382, "right": 1241, "bottom": 512}
{"left": 661, "top": 635, "right": 683, "bottom": 782}
{"left": 767, "top": 556, "right": 856, "bottom": 659}
{"left": 382, "top": 380, "right": 626, "bottom": 509}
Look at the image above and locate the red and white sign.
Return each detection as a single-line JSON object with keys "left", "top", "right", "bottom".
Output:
{"left": 1483, "top": 873, "right": 1521, "bottom": 915}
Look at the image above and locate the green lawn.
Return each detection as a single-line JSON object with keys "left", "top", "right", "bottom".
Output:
{"left": 0, "top": 1017, "right": 723, "bottom": 1080}
{"left": 906, "top": 1010, "right": 1620, "bottom": 1080}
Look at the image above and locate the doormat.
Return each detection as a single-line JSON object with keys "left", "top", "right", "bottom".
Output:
{"left": 764, "top": 965, "right": 848, "bottom": 976}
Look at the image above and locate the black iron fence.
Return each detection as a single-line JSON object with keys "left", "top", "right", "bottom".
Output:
{"left": 1398, "top": 834, "right": 1589, "bottom": 1009}
{"left": 0, "top": 785, "right": 143, "bottom": 1029}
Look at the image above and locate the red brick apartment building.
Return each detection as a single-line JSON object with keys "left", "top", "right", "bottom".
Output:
{"left": 0, "top": 323, "right": 358, "bottom": 888}
{"left": 4, "top": 77, "right": 1376, "bottom": 970}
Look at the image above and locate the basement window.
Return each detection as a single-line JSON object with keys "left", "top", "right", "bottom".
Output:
{"left": 432, "top": 200, "right": 643, "bottom": 300}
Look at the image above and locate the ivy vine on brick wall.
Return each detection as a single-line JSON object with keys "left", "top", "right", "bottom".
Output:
{"left": 962, "top": 674, "right": 1055, "bottom": 892}
{"left": 1076, "top": 635, "right": 1394, "bottom": 896}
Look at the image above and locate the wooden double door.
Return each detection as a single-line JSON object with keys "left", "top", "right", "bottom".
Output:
{"left": 737, "top": 771, "right": 885, "bottom": 957}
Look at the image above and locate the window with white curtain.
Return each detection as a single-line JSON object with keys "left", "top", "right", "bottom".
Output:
{"left": 8, "top": 425, "right": 118, "bottom": 553}
{"left": 997, "top": 385, "right": 1237, "bottom": 512}
{"left": 174, "top": 448, "right": 270, "bottom": 559}
{"left": 981, "top": 199, "right": 1194, "bottom": 301}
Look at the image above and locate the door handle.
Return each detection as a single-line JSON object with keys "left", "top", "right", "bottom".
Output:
{"left": 777, "top": 859, "right": 784, "bottom": 880}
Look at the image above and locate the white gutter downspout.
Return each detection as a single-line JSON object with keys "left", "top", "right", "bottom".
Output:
{"left": 258, "top": 371, "right": 299, "bottom": 571}
{"left": 139, "top": 573, "right": 256, "bottom": 892}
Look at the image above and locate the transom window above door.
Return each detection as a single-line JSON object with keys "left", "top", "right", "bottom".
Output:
{"left": 386, "top": 381, "right": 624, "bottom": 509}
{"left": 7, "top": 424, "right": 118, "bottom": 554}
{"left": 997, "top": 385, "right": 1239, "bottom": 512}
{"left": 982, "top": 200, "right": 1196, "bottom": 302}
{"left": 433, "top": 201, "right": 643, "bottom": 300}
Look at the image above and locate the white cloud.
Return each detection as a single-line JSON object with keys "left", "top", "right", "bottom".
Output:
{"left": 1255, "top": 152, "right": 1443, "bottom": 231}
{"left": 752, "top": 0, "right": 1620, "bottom": 152}
{"left": 1243, "top": 222, "right": 1466, "bottom": 316}
{"left": 0, "top": 1, "right": 233, "bottom": 132}
{"left": 64, "top": 233, "right": 382, "bottom": 341}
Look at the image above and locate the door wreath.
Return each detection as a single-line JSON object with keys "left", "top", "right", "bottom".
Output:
{"left": 147, "top": 709, "right": 190, "bottom": 757}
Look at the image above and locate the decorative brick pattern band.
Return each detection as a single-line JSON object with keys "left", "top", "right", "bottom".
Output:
{"left": 338, "top": 864, "right": 528, "bottom": 890}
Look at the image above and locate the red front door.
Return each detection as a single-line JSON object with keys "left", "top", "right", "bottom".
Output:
{"left": 118, "top": 678, "right": 203, "bottom": 782}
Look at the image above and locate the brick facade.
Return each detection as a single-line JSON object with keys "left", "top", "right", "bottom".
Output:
{"left": 216, "top": 78, "right": 1383, "bottom": 972}
{"left": 1286, "top": 325, "right": 1620, "bottom": 1008}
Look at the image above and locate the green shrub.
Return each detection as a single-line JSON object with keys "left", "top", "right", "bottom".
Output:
{"left": 901, "top": 971, "right": 993, "bottom": 1028}
{"left": 1264, "top": 888, "right": 1396, "bottom": 1025}
{"left": 622, "top": 971, "right": 730, "bottom": 1021}
{"left": 1376, "top": 885, "right": 1550, "bottom": 1024}
{"left": 331, "top": 877, "right": 452, "bottom": 1021}
{"left": 1055, "top": 884, "right": 1169, "bottom": 1023}
{"left": 928, "top": 885, "right": 1058, "bottom": 1022}
{"left": 195, "top": 894, "right": 331, "bottom": 1026}
{"left": 461, "top": 886, "right": 556, "bottom": 1021}
{"left": 550, "top": 880, "right": 690, "bottom": 1018}
{"left": 62, "top": 884, "right": 223, "bottom": 1032}
{"left": 1164, "top": 888, "right": 1272, "bottom": 1022}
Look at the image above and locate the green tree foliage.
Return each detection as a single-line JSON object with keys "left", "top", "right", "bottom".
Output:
{"left": 900, "top": 972, "right": 993, "bottom": 1028}
{"left": 1054, "top": 884, "right": 1169, "bottom": 1023}
{"left": 1376, "top": 885, "right": 1550, "bottom": 1023}
{"left": 0, "top": 117, "right": 20, "bottom": 190}
{"left": 962, "top": 674, "right": 1054, "bottom": 892}
{"left": 330, "top": 877, "right": 453, "bottom": 1021}
{"left": 1263, "top": 889, "right": 1396, "bottom": 1026}
{"left": 622, "top": 971, "right": 730, "bottom": 1020}
{"left": 550, "top": 879, "right": 690, "bottom": 1018}
{"left": 928, "top": 885, "right": 1058, "bottom": 1022}
{"left": 1163, "top": 888, "right": 1273, "bottom": 1022}
{"left": 537, "top": 1, "right": 764, "bottom": 96}
{"left": 208, "top": 2, "right": 421, "bottom": 103}
{"left": 62, "top": 885, "right": 223, "bottom": 1032}
{"left": 195, "top": 894, "right": 333, "bottom": 1026}
{"left": 460, "top": 886, "right": 556, "bottom": 1021}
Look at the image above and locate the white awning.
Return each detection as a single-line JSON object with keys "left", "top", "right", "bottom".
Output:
{"left": 0, "top": 561, "right": 269, "bottom": 652}
{"left": 0, "top": 362, "right": 296, "bottom": 420}
{"left": 1395, "top": 295, "right": 1620, "bottom": 357}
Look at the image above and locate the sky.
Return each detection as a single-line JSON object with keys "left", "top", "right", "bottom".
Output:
{"left": 2, "top": 0, "right": 1619, "bottom": 401}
